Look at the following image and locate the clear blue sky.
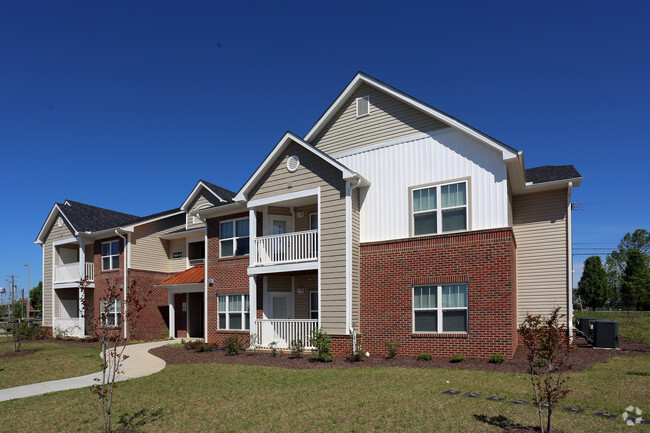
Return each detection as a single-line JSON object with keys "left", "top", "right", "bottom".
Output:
{"left": 1, "top": 1, "right": 649, "bottom": 298}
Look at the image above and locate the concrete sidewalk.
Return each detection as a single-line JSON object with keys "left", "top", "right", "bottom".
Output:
{"left": 0, "top": 339, "right": 180, "bottom": 403}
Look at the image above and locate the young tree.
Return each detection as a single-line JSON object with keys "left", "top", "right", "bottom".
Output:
{"left": 29, "top": 281, "right": 43, "bottom": 312}
{"left": 576, "top": 256, "right": 611, "bottom": 310}
{"left": 81, "top": 278, "right": 150, "bottom": 433}
{"left": 606, "top": 229, "right": 650, "bottom": 305}
{"left": 620, "top": 250, "right": 650, "bottom": 310}
{"left": 520, "top": 308, "right": 575, "bottom": 433}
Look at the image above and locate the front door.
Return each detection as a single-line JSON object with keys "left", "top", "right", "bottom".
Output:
{"left": 269, "top": 292, "right": 292, "bottom": 319}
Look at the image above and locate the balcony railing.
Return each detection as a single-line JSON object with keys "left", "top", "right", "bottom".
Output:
{"left": 254, "top": 229, "right": 318, "bottom": 266}
{"left": 55, "top": 262, "right": 94, "bottom": 283}
{"left": 254, "top": 319, "right": 318, "bottom": 349}
{"left": 189, "top": 258, "right": 204, "bottom": 266}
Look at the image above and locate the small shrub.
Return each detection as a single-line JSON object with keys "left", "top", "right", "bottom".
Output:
{"left": 489, "top": 354, "right": 506, "bottom": 364}
{"left": 10, "top": 321, "right": 32, "bottom": 352}
{"left": 347, "top": 349, "right": 364, "bottom": 362}
{"left": 384, "top": 339, "right": 401, "bottom": 359}
{"left": 224, "top": 335, "right": 244, "bottom": 356}
{"left": 195, "top": 343, "right": 214, "bottom": 352}
{"left": 450, "top": 354, "right": 466, "bottom": 363}
{"left": 184, "top": 340, "right": 203, "bottom": 350}
{"left": 417, "top": 353, "right": 433, "bottom": 361}
{"left": 533, "top": 357, "right": 548, "bottom": 368}
{"left": 269, "top": 341, "right": 283, "bottom": 357}
{"left": 289, "top": 339, "right": 304, "bottom": 359}
{"left": 310, "top": 328, "right": 332, "bottom": 362}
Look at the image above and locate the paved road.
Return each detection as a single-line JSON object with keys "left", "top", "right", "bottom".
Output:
{"left": 0, "top": 339, "right": 179, "bottom": 402}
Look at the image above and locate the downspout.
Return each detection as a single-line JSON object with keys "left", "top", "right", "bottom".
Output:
{"left": 193, "top": 211, "right": 209, "bottom": 344}
{"left": 567, "top": 182, "right": 574, "bottom": 340}
{"left": 115, "top": 230, "right": 128, "bottom": 339}
{"left": 346, "top": 176, "right": 363, "bottom": 334}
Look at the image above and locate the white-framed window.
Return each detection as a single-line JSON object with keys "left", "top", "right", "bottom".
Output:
{"left": 309, "top": 213, "right": 318, "bottom": 230}
{"left": 100, "top": 298, "right": 122, "bottom": 327}
{"left": 413, "top": 284, "right": 468, "bottom": 333}
{"left": 101, "top": 240, "right": 120, "bottom": 271}
{"left": 356, "top": 95, "right": 370, "bottom": 118}
{"left": 412, "top": 180, "right": 468, "bottom": 236}
{"left": 219, "top": 218, "right": 250, "bottom": 257}
{"left": 309, "top": 291, "right": 318, "bottom": 320}
{"left": 218, "top": 294, "right": 250, "bottom": 330}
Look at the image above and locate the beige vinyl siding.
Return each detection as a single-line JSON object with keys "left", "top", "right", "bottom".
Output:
{"left": 294, "top": 273, "right": 317, "bottom": 319}
{"left": 351, "top": 188, "right": 360, "bottom": 328}
{"left": 187, "top": 192, "right": 215, "bottom": 229}
{"left": 267, "top": 206, "right": 292, "bottom": 216}
{"left": 311, "top": 83, "right": 447, "bottom": 155}
{"left": 513, "top": 189, "right": 568, "bottom": 325}
{"left": 42, "top": 218, "right": 75, "bottom": 327}
{"left": 295, "top": 204, "right": 318, "bottom": 231}
{"left": 266, "top": 274, "right": 292, "bottom": 292}
{"left": 168, "top": 238, "right": 187, "bottom": 273}
{"left": 130, "top": 214, "right": 185, "bottom": 273}
{"left": 249, "top": 141, "right": 348, "bottom": 334}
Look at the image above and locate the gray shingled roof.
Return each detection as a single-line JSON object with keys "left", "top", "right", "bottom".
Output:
{"left": 525, "top": 165, "right": 582, "bottom": 184}
{"left": 200, "top": 180, "right": 236, "bottom": 204}
{"left": 57, "top": 200, "right": 141, "bottom": 232}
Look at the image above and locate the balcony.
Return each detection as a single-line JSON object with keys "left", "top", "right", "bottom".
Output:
{"left": 55, "top": 262, "right": 94, "bottom": 284}
{"left": 253, "top": 229, "right": 318, "bottom": 266}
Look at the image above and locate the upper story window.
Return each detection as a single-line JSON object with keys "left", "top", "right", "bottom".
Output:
{"left": 220, "top": 218, "right": 250, "bottom": 257}
{"left": 309, "top": 213, "right": 318, "bottom": 230}
{"left": 101, "top": 240, "right": 120, "bottom": 271}
{"left": 412, "top": 180, "right": 467, "bottom": 236}
{"left": 413, "top": 284, "right": 468, "bottom": 333}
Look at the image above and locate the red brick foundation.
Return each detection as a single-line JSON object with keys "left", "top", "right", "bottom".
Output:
{"left": 359, "top": 228, "right": 517, "bottom": 359}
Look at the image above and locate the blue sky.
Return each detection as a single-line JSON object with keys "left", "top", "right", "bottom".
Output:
{"left": 1, "top": 1, "right": 649, "bottom": 298}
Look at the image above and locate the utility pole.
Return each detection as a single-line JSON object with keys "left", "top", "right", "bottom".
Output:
{"left": 6, "top": 274, "right": 18, "bottom": 321}
{"left": 24, "top": 264, "right": 30, "bottom": 320}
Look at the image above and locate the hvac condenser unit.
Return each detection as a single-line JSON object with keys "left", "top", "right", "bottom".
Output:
{"left": 577, "top": 317, "right": 597, "bottom": 340}
{"left": 592, "top": 320, "right": 618, "bottom": 349}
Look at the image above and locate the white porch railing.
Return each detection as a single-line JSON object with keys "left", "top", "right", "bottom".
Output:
{"left": 254, "top": 230, "right": 318, "bottom": 266}
{"left": 55, "top": 262, "right": 94, "bottom": 283}
{"left": 53, "top": 317, "right": 84, "bottom": 338}
{"left": 254, "top": 319, "right": 318, "bottom": 349}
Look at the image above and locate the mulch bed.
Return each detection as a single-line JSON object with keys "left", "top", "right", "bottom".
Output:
{"left": 0, "top": 349, "right": 36, "bottom": 358}
{"left": 149, "top": 337, "right": 649, "bottom": 373}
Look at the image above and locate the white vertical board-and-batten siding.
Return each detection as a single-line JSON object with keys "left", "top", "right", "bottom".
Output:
{"left": 336, "top": 130, "right": 509, "bottom": 243}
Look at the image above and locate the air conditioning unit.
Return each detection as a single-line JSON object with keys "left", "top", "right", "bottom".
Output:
{"left": 592, "top": 320, "right": 618, "bottom": 349}
{"left": 577, "top": 317, "right": 597, "bottom": 340}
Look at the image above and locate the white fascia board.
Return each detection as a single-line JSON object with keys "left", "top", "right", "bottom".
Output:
{"left": 247, "top": 187, "right": 320, "bottom": 209}
{"left": 82, "top": 226, "right": 134, "bottom": 240}
{"left": 159, "top": 227, "right": 204, "bottom": 240}
{"left": 247, "top": 261, "right": 319, "bottom": 276}
{"left": 303, "top": 73, "right": 518, "bottom": 161}
{"left": 234, "top": 132, "right": 358, "bottom": 202}
{"left": 194, "top": 203, "right": 246, "bottom": 219}
{"left": 518, "top": 177, "right": 583, "bottom": 194}
{"left": 35, "top": 204, "right": 79, "bottom": 244}
{"left": 180, "top": 181, "right": 226, "bottom": 211}
{"left": 122, "top": 210, "right": 184, "bottom": 230}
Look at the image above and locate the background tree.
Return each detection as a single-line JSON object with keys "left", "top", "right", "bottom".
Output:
{"left": 620, "top": 250, "right": 650, "bottom": 310}
{"left": 606, "top": 229, "right": 650, "bottom": 306}
{"left": 29, "top": 281, "right": 43, "bottom": 312}
{"left": 576, "top": 256, "right": 611, "bottom": 310}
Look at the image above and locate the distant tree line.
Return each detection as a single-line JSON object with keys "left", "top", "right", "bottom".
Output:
{"left": 577, "top": 229, "right": 650, "bottom": 310}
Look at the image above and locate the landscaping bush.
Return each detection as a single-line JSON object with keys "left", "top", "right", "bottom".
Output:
{"left": 10, "top": 321, "right": 32, "bottom": 352}
{"left": 289, "top": 339, "right": 304, "bottom": 359}
{"left": 417, "top": 353, "right": 433, "bottom": 361}
{"left": 488, "top": 354, "right": 505, "bottom": 364}
{"left": 533, "top": 357, "right": 548, "bottom": 368}
{"left": 224, "top": 335, "right": 244, "bottom": 356}
{"left": 269, "top": 341, "right": 282, "bottom": 357}
{"left": 384, "top": 339, "right": 400, "bottom": 359}
{"left": 194, "top": 343, "right": 215, "bottom": 353}
{"left": 450, "top": 354, "right": 465, "bottom": 363}
{"left": 310, "top": 328, "right": 332, "bottom": 362}
{"left": 184, "top": 340, "right": 203, "bottom": 351}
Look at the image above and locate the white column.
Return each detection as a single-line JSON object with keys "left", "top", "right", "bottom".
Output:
{"left": 249, "top": 276, "right": 257, "bottom": 340}
{"left": 249, "top": 209, "right": 257, "bottom": 267}
{"left": 78, "top": 239, "right": 86, "bottom": 334}
{"left": 169, "top": 292, "right": 175, "bottom": 338}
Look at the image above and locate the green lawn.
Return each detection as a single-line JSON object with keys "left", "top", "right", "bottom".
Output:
{"left": 0, "top": 354, "right": 647, "bottom": 432}
{"left": 574, "top": 310, "right": 650, "bottom": 344}
{"left": 0, "top": 341, "right": 100, "bottom": 389}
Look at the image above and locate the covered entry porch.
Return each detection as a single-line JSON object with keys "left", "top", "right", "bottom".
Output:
{"left": 156, "top": 265, "right": 205, "bottom": 339}
{"left": 254, "top": 271, "right": 319, "bottom": 349}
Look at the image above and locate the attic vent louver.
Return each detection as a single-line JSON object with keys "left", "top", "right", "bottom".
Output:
{"left": 356, "top": 95, "right": 370, "bottom": 118}
{"left": 57, "top": 216, "right": 63, "bottom": 227}
{"left": 287, "top": 155, "right": 300, "bottom": 173}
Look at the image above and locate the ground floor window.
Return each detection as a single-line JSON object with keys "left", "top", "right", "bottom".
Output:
{"left": 100, "top": 298, "right": 122, "bottom": 327}
{"left": 218, "top": 294, "right": 250, "bottom": 330}
{"left": 413, "top": 283, "right": 468, "bottom": 333}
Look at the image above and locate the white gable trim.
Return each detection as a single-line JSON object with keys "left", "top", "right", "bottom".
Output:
{"left": 181, "top": 181, "right": 227, "bottom": 211}
{"left": 235, "top": 132, "right": 365, "bottom": 203}
{"left": 35, "top": 204, "right": 79, "bottom": 244}
{"left": 303, "top": 73, "right": 518, "bottom": 161}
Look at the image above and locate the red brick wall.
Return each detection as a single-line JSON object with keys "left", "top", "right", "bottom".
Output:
{"left": 359, "top": 228, "right": 517, "bottom": 359}
{"left": 205, "top": 212, "right": 262, "bottom": 345}
{"left": 92, "top": 237, "right": 174, "bottom": 341}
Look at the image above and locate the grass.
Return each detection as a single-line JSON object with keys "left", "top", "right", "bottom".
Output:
{"left": 0, "top": 354, "right": 647, "bottom": 432}
{"left": 574, "top": 310, "right": 650, "bottom": 344}
{"left": 0, "top": 341, "right": 100, "bottom": 389}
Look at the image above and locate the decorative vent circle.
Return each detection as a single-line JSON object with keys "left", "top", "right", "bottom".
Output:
{"left": 287, "top": 155, "right": 300, "bottom": 173}
{"left": 57, "top": 216, "right": 63, "bottom": 227}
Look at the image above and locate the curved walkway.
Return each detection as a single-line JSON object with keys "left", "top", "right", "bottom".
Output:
{"left": 0, "top": 339, "right": 180, "bottom": 403}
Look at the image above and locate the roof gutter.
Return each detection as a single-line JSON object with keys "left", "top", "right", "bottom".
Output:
{"left": 194, "top": 202, "right": 245, "bottom": 218}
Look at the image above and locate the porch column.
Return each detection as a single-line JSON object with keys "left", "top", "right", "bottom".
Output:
{"left": 249, "top": 209, "right": 257, "bottom": 267}
{"left": 168, "top": 292, "right": 175, "bottom": 338}
{"left": 78, "top": 239, "right": 85, "bottom": 334}
{"left": 249, "top": 276, "right": 257, "bottom": 341}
